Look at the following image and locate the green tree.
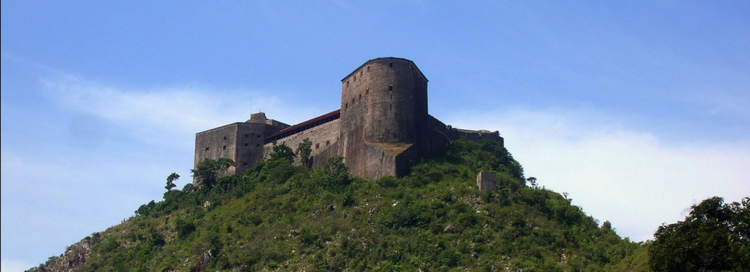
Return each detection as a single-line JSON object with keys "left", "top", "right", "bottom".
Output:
{"left": 269, "top": 142, "right": 295, "bottom": 163}
{"left": 321, "top": 156, "right": 349, "bottom": 191}
{"left": 191, "top": 158, "right": 234, "bottom": 188}
{"left": 296, "top": 138, "right": 313, "bottom": 168}
{"left": 165, "top": 172, "right": 180, "bottom": 191}
{"left": 648, "top": 196, "right": 750, "bottom": 272}
{"left": 323, "top": 156, "right": 348, "bottom": 177}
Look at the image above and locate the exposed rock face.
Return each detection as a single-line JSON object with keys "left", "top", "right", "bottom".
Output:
{"left": 26, "top": 237, "right": 93, "bottom": 272}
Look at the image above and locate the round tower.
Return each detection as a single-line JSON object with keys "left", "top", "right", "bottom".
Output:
{"left": 340, "top": 57, "right": 429, "bottom": 145}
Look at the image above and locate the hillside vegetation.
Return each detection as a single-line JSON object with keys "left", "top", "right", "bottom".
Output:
{"left": 29, "top": 139, "right": 646, "bottom": 271}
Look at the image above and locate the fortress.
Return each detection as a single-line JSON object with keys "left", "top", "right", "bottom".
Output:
{"left": 194, "top": 57, "right": 502, "bottom": 183}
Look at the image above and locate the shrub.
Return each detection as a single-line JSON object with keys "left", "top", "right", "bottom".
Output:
{"left": 174, "top": 217, "right": 196, "bottom": 239}
{"left": 376, "top": 176, "right": 398, "bottom": 188}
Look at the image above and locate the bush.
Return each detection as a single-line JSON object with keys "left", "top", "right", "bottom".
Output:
{"left": 270, "top": 143, "right": 295, "bottom": 163}
{"left": 174, "top": 217, "right": 196, "bottom": 239}
{"left": 376, "top": 176, "right": 398, "bottom": 188}
{"left": 135, "top": 200, "right": 156, "bottom": 216}
{"left": 383, "top": 204, "right": 427, "bottom": 229}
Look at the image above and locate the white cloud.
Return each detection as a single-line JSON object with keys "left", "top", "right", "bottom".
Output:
{"left": 448, "top": 108, "right": 750, "bottom": 242}
{"left": 40, "top": 75, "right": 321, "bottom": 149}
{"left": 1, "top": 259, "right": 34, "bottom": 272}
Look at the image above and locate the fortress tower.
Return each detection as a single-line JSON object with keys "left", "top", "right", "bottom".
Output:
{"left": 339, "top": 58, "right": 430, "bottom": 178}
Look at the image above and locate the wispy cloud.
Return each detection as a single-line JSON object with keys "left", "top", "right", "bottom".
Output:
{"left": 2, "top": 69, "right": 325, "bottom": 265}
{"left": 40, "top": 75, "right": 321, "bottom": 149}
{"left": 448, "top": 108, "right": 750, "bottom": 242}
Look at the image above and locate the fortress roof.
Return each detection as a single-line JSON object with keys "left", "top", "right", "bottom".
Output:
{"left": 341, "top": 57, "right": 428, "bottom": 82}
{"left": 265, "top": 109, "right": 341, "bottom": 143}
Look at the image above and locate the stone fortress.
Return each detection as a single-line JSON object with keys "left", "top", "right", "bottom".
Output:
{"left": 194, "top": 57, "right": 502, "bottom": 183}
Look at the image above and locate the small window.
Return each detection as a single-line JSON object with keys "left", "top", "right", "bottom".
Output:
{"left": 360, "top": 70, "right": 363, "bottom": 76}
{"left": 352, "top": 98, "right": 355, "bottom": 104}
{"left": 243, "top": 162, "right": 248, "bottom": 167}
{"left": 345, "top": 103, "right": 348, "bottom": 109}
{"left": 257, "top": 135, "right": 260, "bottom": 139}
{"left": 223, "top": 145, "right": 226, "bottom": 150}
{"left": 223, "top": 136, "right": 227, "bottom": 140}
{"left": 205, "top": 147, "right": 209, "bottom": 151}
{"left": 316, "top": 143, "right": 320, "bottom": 149}
{"left": 245, "top": 134, "right": 249, "bottom": 138}
{"left": 244, "top": 143, "right": 248, "bottom": 147}
{"left": 256, "top": 144, "right": 260, "bottom": 147}
{"left": 389, "top": 63, "right": 393, "bottom": 68}
{"left": 366, "top": 89, "right": 369, "bottom": 95}
{"left": 326, "top": 140, "right": 330, "bottom": 146}
{"left": 388, "top": 86, "right": 393, "bottom": 91}
{"left": 367, "top": 66, "right": 370, "bottom": 71}
{"left": 359, "top": 94, "right": 361, "bottom": 100}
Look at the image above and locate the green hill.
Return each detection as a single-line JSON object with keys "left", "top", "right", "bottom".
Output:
{"left": 28, "top": 139, "right": 646, "bottom": 272}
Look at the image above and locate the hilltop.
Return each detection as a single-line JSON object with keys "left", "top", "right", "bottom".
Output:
{"left": 28, "top": 138, "right": 646, "bottom": 271}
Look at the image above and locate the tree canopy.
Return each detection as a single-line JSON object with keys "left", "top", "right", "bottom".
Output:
{"left": 165, "top": 172, "right": 180, "bottom": 191}
{"left": 191, "top": 158, "right": 234, "bottom": 188}
{"left": 648, "top": 196, "right": 750, "bottom": 272}
{"left": 296, "top": 138, "right": 313, "bottom": 168}
{"left": 270, "top": 143, "right": 295, "bottom": 163}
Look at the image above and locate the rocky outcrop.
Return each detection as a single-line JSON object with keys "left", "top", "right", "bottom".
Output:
{"left": 26, "top": 236, "right": 94, "bottom": 272}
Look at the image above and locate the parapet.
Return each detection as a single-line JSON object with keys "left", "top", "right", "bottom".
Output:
{"left": 248, "top": 112, "right": 290, "bottom": 129}
{"left": 248, "top": 112, "right": 268, "bottom": 124}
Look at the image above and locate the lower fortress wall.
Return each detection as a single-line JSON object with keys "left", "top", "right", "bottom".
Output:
{"left": 362, "top": 142, "right": 417, "bottom": 179}
{"left": 262, "top": 119, "right": 341, "bottom": 166}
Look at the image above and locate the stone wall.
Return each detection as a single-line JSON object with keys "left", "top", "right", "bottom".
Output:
{"left": 451, "top": 128, "right": 504, "bottom": 146}
{"left": 194, "top": 123, "right": 241, "bottom": 178}
{"left": 234, "top": 123, "right": 269, "bottom": 174}
{"left": 361, "top": 142, "right": 418, "bottom": 179}
{"left": 476, "top": 171, "right": 498, "bottom": 191}
{"left": 194, "top": 122, "right": 271, "bottom": 185}
{"left": 262, "top": 119, "right": 341, "bottom": 166}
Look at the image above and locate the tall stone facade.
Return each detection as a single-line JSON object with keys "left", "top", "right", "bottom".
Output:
{"left": 194, "top": 57, "right": 503, "bottom": 185}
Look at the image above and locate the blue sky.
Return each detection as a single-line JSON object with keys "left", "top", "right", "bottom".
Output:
{"left": 2, "top": 1, "right": 749, "bottom": 270}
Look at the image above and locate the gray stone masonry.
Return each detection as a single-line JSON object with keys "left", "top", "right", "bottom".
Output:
{"left": 194, "top": 57, "right": 504, "bottom": 182}
{"left": 477, "top": 171, "right": 498, "bottom": 191}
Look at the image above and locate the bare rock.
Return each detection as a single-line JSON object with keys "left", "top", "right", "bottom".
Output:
{"left": 444, "top": 224, "right": 456, "bottom": 233}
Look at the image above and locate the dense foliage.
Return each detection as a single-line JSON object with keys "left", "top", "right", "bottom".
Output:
{"left": 29, "top": 139, "right": 645, "bottom": 272}
{"left": 648, "top": 196, "right": 750, "bottom": 272}
{"left": 296, "top": 139, "right": 313, "bottom": 168}
{"left": 191, "top": 158, "right": 234, "bottom": 188}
